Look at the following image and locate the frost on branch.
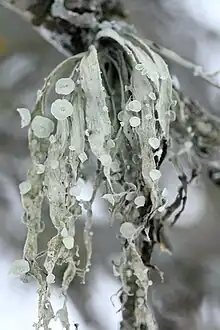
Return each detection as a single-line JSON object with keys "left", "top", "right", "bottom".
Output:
{"left": 15, "top": 20, "right": 181, "bottom": 330}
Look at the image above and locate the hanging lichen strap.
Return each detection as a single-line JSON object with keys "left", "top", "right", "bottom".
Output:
{"left": 69, "top": 90, "right": 86, "bottom": 178}
{"left": 130, "top": 67, "right": 161, "bottom": 208}
{"left": 96, "top": 25, "right": 173, "bottom": 207}
{"left": 119, "top": 244, "right": 158, "bottom": 330}
{"left": 79, "top": 45, "right": 113, "bottom": 189}
{"left": 131, "top": 55, "right": 172, "bottom": 208}
{"left": 124, "top": 32, "right": 173, "bottom": 140}
{"left": 42, "top": 61, "right": 86, "bottom": 323}
{"left": 19, "top": 54, "right": 85, "bottom": 329}
{"left": 95, "top": 24, "right": 173, "bottom": 330}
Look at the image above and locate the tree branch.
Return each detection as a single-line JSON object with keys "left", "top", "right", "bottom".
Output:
{"left": 147, "top": 40, "right": 220, "bottom": 90}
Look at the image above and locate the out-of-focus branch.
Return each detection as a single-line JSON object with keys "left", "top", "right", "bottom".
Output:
{"left": 1, "top": 0, "right": 126, "bottom": 56}
{"left": 1, "top": 0, "right": 71, "bottom": 56}
{"left": 147, "top": 40, "right": 220, "bottom": 90}
{"left": 172, "top": 87, "right": 220, "bottom": 167}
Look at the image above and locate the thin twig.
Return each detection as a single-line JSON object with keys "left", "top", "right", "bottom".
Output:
{"left": 147, "top": 40, "right": 220, "bottom": 90}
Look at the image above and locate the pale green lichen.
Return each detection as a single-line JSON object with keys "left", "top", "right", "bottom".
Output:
{"left": 78, "top": 151, "right": 88, "bottom": 163}
{"left": 149, "top": 92, "right": 156, "bottom": 101}
{"left": 60, "top": 227, "right": 68, "bottom": 237}
{"left": 149, "top": 169, "right": 162, "bottom": 182}
{"left": 148, "top": 137, "right": 160, "bottom": 149}
{"left": 46, "top": 273, "right": 55, "bottom": 284}
{"left": 31, "top": 115, "right": 55, "bottom": 138}
{"left": 129, "top": 116, "right": 141, "bottom": 127}
{"left": 79, "top": 45, "right": 113, "bottom": 189}
{"left": 168, "top": 109, "right": 176, "bottom": 121}
{"left": 126, "top": 100, "right": 142, "bottom": 112}
{"left": 162, "top": 188, "right": 168, "bottom": 199}
{"left": 55, "top": 77, "right": 75, "bottom": 95}
{"left": 4, "top": 1, "right": 219, "bottom": 326}
{"left": 102, "top": 193, "right": 115, "bottom": 206}
{"left": 62, "top": 236, "right": 74, "bottom": 250}
{"left": 19, "top": 180, "right": 32, "bottom": 194}
{"left": 9, "top": 259, "right": 30, "bottom": 276}
{"left": 16, "top": 107, "right": 31, "bottom": 128}
{"left": 17, "top": 21, "right": 174, "bottom": 330}
{"left": 120, "top": 222, "right": 136, "bottom": 239}
{"left": 134, "top": 195, "right": 146, "bottom": 208}
{"left": 35, "top": 164, "right": 45, "bottom": 174}
{"left": 51, "top": 98, "right": 74, "bottom": 120}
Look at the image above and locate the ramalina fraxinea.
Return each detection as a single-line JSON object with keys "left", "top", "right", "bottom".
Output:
{"left": 11, "top": 4, "right": 220, "bottom": 326}
{"left": 4, "top": 0, "right": 220, "bottom": 329}
{"left": 9, "top": 21, "right": 175, "bottom": 329}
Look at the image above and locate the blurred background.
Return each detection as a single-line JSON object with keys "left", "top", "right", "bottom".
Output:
{"left": 1, "top": 1, "right": 220, "bottom": 329}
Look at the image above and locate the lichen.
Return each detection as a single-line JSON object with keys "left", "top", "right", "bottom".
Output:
{"left": 51, "top": 98, "right": 74, "bottom": 120}
{"left": 4, "top": 0, "right": 220, "bottom": 328}
{"left": 17, "top": 107, "right": 31, "bottom": 128}
{"left": 55, "top": 77, "right": 75, "bottom": 95}
{"left": 9, "top": 259, "right": 30, "bottom": 276}
{"left": 14, "top": 19, "right": 185, "bottom": 330}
